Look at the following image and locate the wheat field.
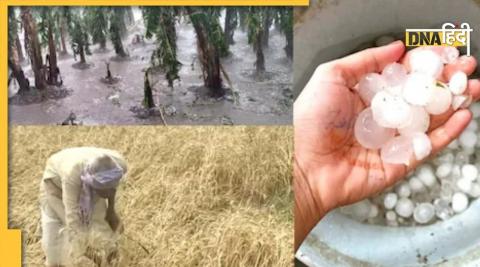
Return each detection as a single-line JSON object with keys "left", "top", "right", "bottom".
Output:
{"left": 8, "top": 126, "right": 293, "bottom": 266}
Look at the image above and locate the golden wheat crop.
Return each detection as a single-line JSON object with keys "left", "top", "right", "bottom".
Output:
{"left": 8, "top": 126, "right": 293, "bottom": 267}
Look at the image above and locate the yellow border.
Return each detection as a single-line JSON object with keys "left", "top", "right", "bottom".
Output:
{"left": 6, "top": 0, "right": 307, "bottom": 6}
{"left": 1, "top": 2, "right": 22, "bottom": 266}
{"left": 1, "top": 2, "right": 303, "bottom": 266}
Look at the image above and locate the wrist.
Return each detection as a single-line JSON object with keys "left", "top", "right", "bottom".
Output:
{"left": 293, "top": 155, "right": 326, "bottom": 251}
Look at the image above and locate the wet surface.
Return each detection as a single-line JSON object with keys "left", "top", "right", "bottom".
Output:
{"left": 9, "top": 19, "right": 293, "bottom": 125}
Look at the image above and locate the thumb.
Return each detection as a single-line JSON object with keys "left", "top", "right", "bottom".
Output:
{"left": 333, "top": 40, "right": 406, "bottom": 87}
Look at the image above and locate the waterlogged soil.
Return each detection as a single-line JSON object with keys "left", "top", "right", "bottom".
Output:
{"left": 9, "top": 22, "right": 293, "bottom": 125}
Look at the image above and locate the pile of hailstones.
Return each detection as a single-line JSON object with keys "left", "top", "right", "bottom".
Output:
{"left": 342, "top": 47, "right": 480, "bottom": 226}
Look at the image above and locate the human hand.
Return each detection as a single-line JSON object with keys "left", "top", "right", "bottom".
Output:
{"left": 106, "top": 210, "right": 122, "bottom": 232}
{"left": 294, "top": 41, "right": 480, "bottom": 250}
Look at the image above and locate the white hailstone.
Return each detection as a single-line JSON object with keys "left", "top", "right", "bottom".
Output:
{"left": 413, "top": 203, "right": 435, "bottom": 224}
{"left": 368, "top": 204, "right": 379, "bottom": 218}
{"left": 382, "top": 62, "right": 407, "bottom": 95}
{"left": 386, "top": 210, "right": 397, "bottom": 221}
{"left": 471, "top": 103, "right": 480, "bottom": 119}
{"left": 410, "top": 50, "right": 444, "bottom": 78}
{"left": 440, "top": 180, "right": 455, "bottom": 199}
{"left": 455, "top": 151, "right": 470, "bottom": 165}
{"left": 403, "top": 73, "right": 436, "bottom": 106}
{"left": 417, "top": 165, "right": 437, "bottom": 187}
{"left": 441, "top": 46, "right": 460, "bottom": 64}
{"left": 461, "top": 95, "right": 473, "bottom": 109}
{"left": 371, "top": 91, "right": 412, "bottom": 128}
{"left": 398, "top": 106, "right": 429, "bottom": 136}
{"left": 464, "top": 147, "right": 475, "bottom": 155}
{"left": 425, "top": 86, "right": 452, "bottom": 115}
{"left": 447, "top": 139, "right": 459, "bottom": 149}
{"left": 343, "top": 200, "right": 372, "bottom": 221}
{"left": 434, "top": 198, "right": 452, "bottom": 220}
{"left": 436, "top": 163, "right": 453, "bottom": 178}
{"left": 452, "top": 95, "right": 472, "bottom": 110}
{"left": 395, "top": 197, "right": 415, "bottom": 218}
{"left": 384, "top": 192, "right": 398, "bottom": 209}
{"left": 468, "top": 183, "right": 480, "bottom": 198}
{"left": 396, "top": 182, "right": 411, "bottom": 198}
{"left": 451, "top": 192, "right": 469, "bottom": 213}
{"left": 459, "top": 130, "right": 477, "bottom": 148}
{"left": 457, "top": 178, "right": 472, "bottom": 193}
{"left": 462, "top": 164, "right": 478, "bottom": 181}
{"left": 449, "top": 71, "right": 468, "bottom": 95}
{"left": 451, "top": 165, "right": 462, "bottom": 179}
{"left": 409, "top": 176, "right": 426, "bottom": 193}
{"left": 412, "top": 133, "right": 432, "bottom": 161}
{"left": 381, "top": 136, "right": 413, "bottom": 165}
{"left": 436, "top": 152, "right": 454, "bottom": 165}
{"left": 354, "top": 108, "right": 395, "bottom": 149}
{"left": 358, "top": 73, "right": 387, "bottom": 105}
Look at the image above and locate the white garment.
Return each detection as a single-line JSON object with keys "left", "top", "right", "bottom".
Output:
{"left": 40, "top": 147, "right": 126, "bottom": 266}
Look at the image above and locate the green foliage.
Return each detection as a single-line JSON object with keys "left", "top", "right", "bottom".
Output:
{"left": 109, "top": 7, "right": 127, "bottom": 57}
{"left": 246, "top": 7, "right": 263, "bottom": 48}
{"left": 8, "top": 7, "right": 18, "bottom": 50}
{"left": 143, "top": 7, "right": 181, "bottom": 87}
{"left": 189, "top": 7, "right": 229, "bottom": 57}
{"left": 84, "top": 7, "right": 109, "bottom": 47}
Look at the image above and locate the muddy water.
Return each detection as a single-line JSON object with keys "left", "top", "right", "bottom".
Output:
{"left": 9, "top": 19, "right": 293, "bottom": 125}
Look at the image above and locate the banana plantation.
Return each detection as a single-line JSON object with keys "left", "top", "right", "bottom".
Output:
{"left": 8, "top": 7, "right": 293, "bottom": 125}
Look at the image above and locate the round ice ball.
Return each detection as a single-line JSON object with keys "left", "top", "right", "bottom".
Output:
{"left": 342, "top": 200, "right": 372, "bottom": 221}
{"left": 457, "top": 178, "right": 472, "bottom": 193}
{"left": 372, "top": 91, "right": 413, "bottom": 128}
{"left": 416, "top": 165, "right": 437, "bottom": 188}
{"left": 441, "top": 46, "right": 460, "bottom": 64}
{"left": 459, "top": 130, "right": 477, "bottom": 148}
{"left": 409, "top": 176, "right": 426, "bottom": 193}
{"left": 395, "top": 197, "right": 414, "bottom": 218}
{"left": 452, "top": 95, "right": 472, "bottom": 110}
{"left": 354, "top": 108, "right": 396, "bottom": 149}
{"left": 381, "top": 136, "right": 413, "bottom": 165}
{"left": 396, "top": 182, "right": 411, "bottom": 198}
{"left": 425, "top": 86, "right": 452, "bottom": 115}
{"left": 411, "top": 133, "right": 432, "bottom": 161}
{"left": 434, "top": 198, "right": 452, "bottom": 220}
{"left": 398, "top": 106, "right": 430, "bottom": 136}
{"left": 403, "top": 73, "right": 436, "bottom": 106}
{"left": 413, "top": 203, "right": 435, "bottom": 224}
{"left": 357, "top": 73, "right": 387, "bottom": 105}
{"left": 384, "top": 192, "right": 398, "bottom": 209}
{"left": 469, "top": 183, "right": 480, "bottom": 198}
{"left": 385, "top": 210, "right": 397, "bottom": 221}
{"left": 451, "top": 192, "right": 469, "bottom": 213}
{"left": 368, "top": 204, "right": 379, "bottom": 218}
{"left": 410, "top": 50, "right": 444, "bottom": 78}
{"left": 462, "top": 164, "right": 478, "bottom": 181}
{"left": 449, "top": 71, "right": 468, "bottom": 95}
{"left": 382, "top": 62, "right": 407, "bottom": 95}
{"left": 436, "top": 163, "right": 453, "bottom": 178}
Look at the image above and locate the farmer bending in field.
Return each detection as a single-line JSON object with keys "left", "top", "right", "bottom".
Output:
{"left": 40, "top": 147, "right": 127, "bottom": 266}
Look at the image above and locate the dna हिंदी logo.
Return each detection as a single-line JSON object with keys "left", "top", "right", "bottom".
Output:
{"left": 405, "top": 23, "right": 473, "bottom": 56}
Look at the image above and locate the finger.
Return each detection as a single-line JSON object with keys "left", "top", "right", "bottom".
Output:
{"left": 443, "top": 55, "right": 477, "bottom": 81}
{"left": 407, "top": 109, "right": 472, "bottom": 173}
{"left": 333, "top": 40, "right": 406, "bottom": 87}
{"left": 429, "top": 79, "right": 480, "bottom": 131}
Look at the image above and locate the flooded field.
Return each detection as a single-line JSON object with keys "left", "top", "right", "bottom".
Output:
{"left": 9, "top": 14, "right": 293, "bottom": 125}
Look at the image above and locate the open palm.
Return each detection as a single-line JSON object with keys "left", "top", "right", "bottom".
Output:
{"left": 294, "top": 41, "right": 479, "bottom": 249}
